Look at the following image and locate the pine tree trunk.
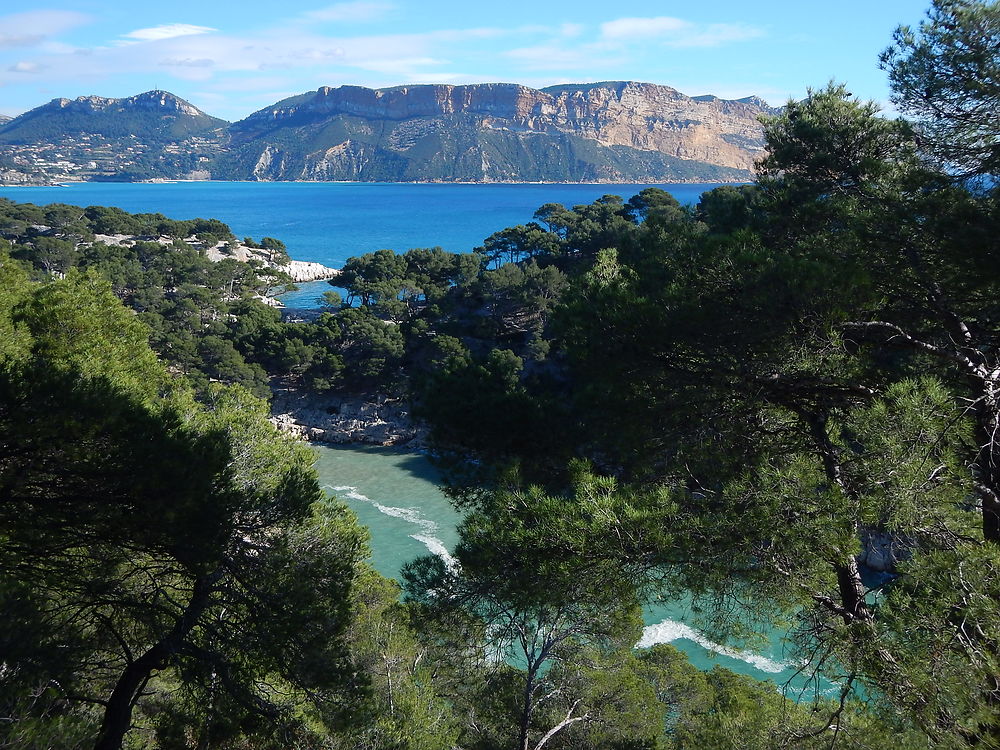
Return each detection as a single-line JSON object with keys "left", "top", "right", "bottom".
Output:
{"left": 92, "top": 571, "right": 217, "bottom": 750}
{"left": 518, "top": 669, "right": 535, "bottom": 750}
{"left": 805, "top": 411, "right": 873, "bottom": 624}
{"left": 973, "top": 386, "right": 1000, "bottom": 544}
{"left": 93, "top": 641, "right": 174, "bottom": 750}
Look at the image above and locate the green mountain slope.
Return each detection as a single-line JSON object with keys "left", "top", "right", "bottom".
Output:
{"left": 216, "top": 82, "right": 771, "bottom": 182}
{"left": 0, "top": 82, "right": 775, "bottom": 183}
{"left": 0, "top": 90, "right": 227, "bottom": 144}
{"left": 0, "top": 91, "right": 229, "bottom": 181}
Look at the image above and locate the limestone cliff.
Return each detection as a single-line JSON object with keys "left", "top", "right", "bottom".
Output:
{"left": 218, "top": 81, "right": 776, "bottom": 183}
{"left": 537, "top": 82, "right": 774, "bottom": 171}
{"left": 0, "top": 82, "right": 778, "bottom": 184}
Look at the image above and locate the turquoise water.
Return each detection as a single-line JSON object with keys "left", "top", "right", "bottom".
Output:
{"left": 312, "top": 444, "right": 462, "bottom": 580}
{"left": 314, "top": 444, "right": 829, "bottom": 698}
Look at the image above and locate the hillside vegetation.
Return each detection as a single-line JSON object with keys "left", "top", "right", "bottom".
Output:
{"left": 4, "top": 2, "right": 1000, "bottom": 749}
{"left": 0, "top": 82, "right": 770, "bottom": 184}
{"left": 0, "top": 91, "right": 228, "bottom": 182}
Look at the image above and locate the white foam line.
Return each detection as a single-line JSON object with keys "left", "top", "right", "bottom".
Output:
{"left": 410, "top": 534, "right": 459, "bottom": 571}
{"left": 327, "top": 485, "right": 458, "bottom": 570}
{"left": 325, "top": 482, "right": 785, "bottom": 671}
{"left": 636, "top": 619, "right": 788, "bottom": 674}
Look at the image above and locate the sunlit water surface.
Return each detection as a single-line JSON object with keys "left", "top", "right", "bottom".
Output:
{"left": 0, "top": 180, "right": 831, "bottom": 695}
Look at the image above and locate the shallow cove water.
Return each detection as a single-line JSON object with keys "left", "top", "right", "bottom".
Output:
{"left": 313, "top": 444, "right": 829, "bottom": 698}
{"left": 0, "top": 180, "right": 830, "bottom": 695}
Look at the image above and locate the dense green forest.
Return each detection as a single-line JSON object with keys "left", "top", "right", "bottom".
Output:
{"left": 1, "top": 209, "right": 899, "bottom": 749}
{"left": 0, "top": 199, "right": 431, "bottom": 398}
{"left": 5, "top": 1, "right": 1000, "bottom": 748}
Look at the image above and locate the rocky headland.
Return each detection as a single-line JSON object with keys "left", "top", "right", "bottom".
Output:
{"left": 234, "top": 81, "right": 771, "bottom": 171}
{"left": 1, "top": 81, "right": 777, "bottom": 184}
{"left": 89, "top": 232, "right": 338, "bottom": 286}
{"left": 221, "top": 81, "right": 774, "bottom": 183}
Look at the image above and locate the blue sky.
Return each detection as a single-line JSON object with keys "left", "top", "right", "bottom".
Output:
{"left": 0, "top": 1, "right": 933, "bottom": 121}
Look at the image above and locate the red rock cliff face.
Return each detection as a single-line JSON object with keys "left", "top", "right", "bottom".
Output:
{"left": 241, "top": 81, "right": 775, "bottom": 172}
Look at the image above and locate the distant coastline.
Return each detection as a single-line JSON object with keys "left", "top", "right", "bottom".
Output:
{"left": 0, "top": 180, "right": 722, "bottom": 277}
{"left": 2, "top": 176, "right": 753, "bottom": 188}
{"left": 0, "top": 81, "right": 768, "bottom": 186}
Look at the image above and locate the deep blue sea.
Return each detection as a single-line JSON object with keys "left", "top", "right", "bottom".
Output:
{"left": 0, "top": 181, "right": 719, "bottom": 307}
{"left": 0, "top": 180, "right": 714, "bottom": 263}
{"left": 0, "top": 180, "right": 828, "bottom": 696}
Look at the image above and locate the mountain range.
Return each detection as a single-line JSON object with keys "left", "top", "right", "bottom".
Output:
{"left": 0, "top": 82, "right": 779, "bottom": 184}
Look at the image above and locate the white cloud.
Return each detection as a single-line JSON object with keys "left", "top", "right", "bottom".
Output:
{"left": 403, "top": 72, "right": 480, "bottom": 84}
{"left": 302, "top": 2, "right": 395, "bottom": 23}
{"left": 204, "top": 75, "right": 295, "bottom": 93}
{"left": 0, "top": 11, "right": 771, "bottom": 120}
{"left": 8, "top": 61, "right": 42, "bottom": 74}
{"left": 601, "top": 17, "right": 690, "bottom": 41}
{"left": 1, "top": 24, "right": 511, "bottom": 90}
{"left": 159, "top": 57, "right": 215, "bottom": 68}
{"left": 506, "top": 44, "right": 594, "bottom": 71}
{"left": 121, "top": 24, "right": 217, "bottom": 43}
{"left": 599, "top": 15, "right": 764, "bottom": 48}
{"left": 0, "top": 10, "right": 90, "bottom": 48}
{"left": 39, "top": 41, "right": 80, "bottom": 55}
{"left": 502, "top": 15, "right": 764, "bottom": 81}
{"left": 360, "top": 57, "right": 448, "bottom": 75}
{"left": 0, "top": 34, "right": 43, "bottom": 49}
{"left": 665, "top": 23, "right": 764, "bottom": 48}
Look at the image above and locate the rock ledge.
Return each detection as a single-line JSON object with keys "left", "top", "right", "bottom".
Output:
{"left": 270, "top": 386, "right": 425, "bottom": 447}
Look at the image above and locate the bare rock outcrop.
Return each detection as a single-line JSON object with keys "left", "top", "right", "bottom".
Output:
{"left": 225, "top": 80, "right": 778, "bottom": 182}
{"left": 270, "top": 386, "right": 425, "bottom": 446}
{"left": 857, "top": 529, "right": 911, "bottom": 573}
{"left": 537, "top": 81, "right": 774, "bottom": 171}
{"left": 89, "top": 234, "right": 337, "bottom": 288}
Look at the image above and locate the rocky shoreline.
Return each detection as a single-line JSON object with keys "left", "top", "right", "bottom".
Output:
{"left": 88, "top": 232, "right": 339, "bottom": 284}
{"left": 269, "top": 384, "right": 426, "bottom": 447}
{"left": 201, "top": 241, "right": 339, "bottom": 282}
{"left": 278, "top": 259, "right": 340, "bottom": 283}
{"left": 266, "top": 383, "right": 909, "bottom": 576}
{"left": 0, "top": 170, "right": 84, "bottom": 186}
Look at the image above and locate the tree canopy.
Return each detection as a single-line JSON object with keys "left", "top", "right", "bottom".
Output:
{"left": 882, "top": 0, "right": 1000, "bottom": 176}
{"left": 404, "top": 5, "right": 1000, "bottom": 744}
{"left": 9, "top": 2, "right": 1000, "bottom": 747}
{"left": 0, "top": 259, "right": 370, "bottom": 749}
